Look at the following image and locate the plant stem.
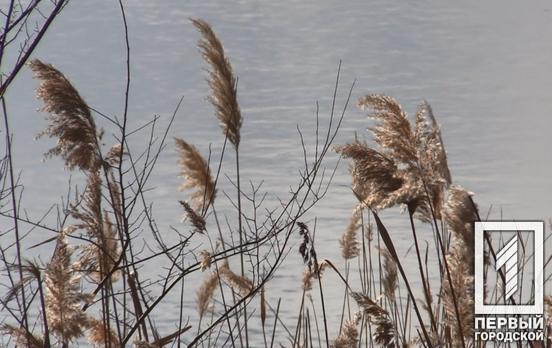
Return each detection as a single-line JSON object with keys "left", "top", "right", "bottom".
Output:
{"left": 235, "top": 147, "right": 249, "bottom": 347}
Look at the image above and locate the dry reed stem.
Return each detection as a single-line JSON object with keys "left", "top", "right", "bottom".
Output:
{"left": 546, "top": 296, "right": 552, "bottom": 321}
{"left": 260, "top": 286, "right": 267, "bottom": 327}
{"left": 133, "top": 340, "right": 158, "bottom": 348}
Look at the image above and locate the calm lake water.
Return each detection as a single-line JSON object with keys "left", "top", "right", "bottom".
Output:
{"left": 2, "top": 0, "right": 552, "bottom": 345}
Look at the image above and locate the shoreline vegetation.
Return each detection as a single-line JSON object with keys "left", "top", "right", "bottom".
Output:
{"left": 0, "top": 4, "right": 550, "bottom": 347}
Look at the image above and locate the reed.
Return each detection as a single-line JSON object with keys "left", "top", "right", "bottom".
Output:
{"left": 175, "top": 137, "right": 217, "bottom": 213}
{"left": 28, "top": 59, "right": 100, "bottom": 171}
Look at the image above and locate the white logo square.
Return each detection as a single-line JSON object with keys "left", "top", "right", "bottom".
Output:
{"left": 474, "top": 221, "right": 544, "bottom": 315}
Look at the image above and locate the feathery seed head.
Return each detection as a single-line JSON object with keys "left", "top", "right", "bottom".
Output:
{"left": 192, "top": 19, "right": 242, "bottom": 148}
{"left": 175, "top": 138, "right": 216, "bottom": 212}
{"left": 45, "top": 235, "right": 90, "bottom": 344}
{"left": 197, "top": 271, "right": 219, "bottom": 318}
{"left": 29, "top": 59, "right": 99, "bottom": 171}
{"left": 340, "top": 208, "right": 361, "bottom": 260}
{"left": 179, "top": 200, "right": 207, "bottom": 233}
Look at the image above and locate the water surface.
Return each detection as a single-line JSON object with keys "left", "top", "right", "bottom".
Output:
{"left": 2, "top": 0, "right": 552, "bottom": 345}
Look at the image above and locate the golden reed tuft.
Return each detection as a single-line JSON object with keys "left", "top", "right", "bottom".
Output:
{"left": 28, "top": 59, "right": 99, "bottom": 171}
{"left": 339, "top": 95, "right": 451, "bottom": 221}
{"left": 219, "top": 260, "right": 253, "bottom": 296}
{"left": 380, "top": 248, "right": 398, "bottom": 302}
{"left": 87, "top": 319, "right": 119, "bottom": 347}
{"left": 335, "top": 140, "right": 403, "bottom": 210}
{"left": 192, "top": 18, "right": 242, "bottom": 148}
{"left": 443, "top": 185, "right": 478, "bottom": 264}
{"left": 45, "top": 234, "right": 90, "bottom": 345}
{"left": 359, "top": 94, "right": 417, "bottom": 165}
{"left": 0, "top": 325, "right": 44, "bottom": 348}
{"left": 302, "top": 261, "right": 327, "bottom": 292}
{"left": 196, "top": 271, "right": 219, "bottom": 319}
{"left": 198, "top": 250, "right": 212, "bottom": 271}
{"left": 332, "top": 314, "right": 360, "bottom": 348}
{"left": 175, "top": 137, "right": 216, "bottom": 212}
{"left": 442, "top": 185, "right": 479, "bottom": 345}
{"left": 179, "top": 200, "right": 207, "bottom": 233}
{"left": 339, "top": 208, "right": 361, "bottom": 260}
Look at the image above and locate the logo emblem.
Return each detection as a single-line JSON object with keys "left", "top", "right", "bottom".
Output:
{"left": 495, "top": 235, "right": 519, "bottom": 301}
{"left": 474, "top": 221, "right": 544, "bottom": 315}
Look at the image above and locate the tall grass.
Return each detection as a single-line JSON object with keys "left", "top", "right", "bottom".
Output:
{"left": 0, "top": 12, "right": 550, "bottom": 348}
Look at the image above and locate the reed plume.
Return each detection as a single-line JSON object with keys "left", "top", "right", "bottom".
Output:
{"left": 412, "top": 101, "right": 451, "bottom": 221}
{"left": 302, "top": 261, "right": 327, "bottom": 292}
{"left": 414, "top": 101, "right": 451, "bottom": 184}
{"left": 196, "top": 271, "right": 219, "bottom": 318}
{"left": 443, "top": 185, "right": 478, "bottom": 267}
{"left": 380, "top": 248, "right": 398, "bottom": 301}
{"left": 358, "top": 95, "right": 417, "bottom": 165}
{"left": 192, "top": 18, "right": 242, "bottom": 148}
{"left": 75, "top": 212, "right": 121, "bottom": 283}
{"left": 0, "top": 324, "right": 43, "bottom": 348}
{"left": 442, "top": 240, "right": 474, "bottom": 346}
{"left": 351, "top": 292, "right": 395, "bottom": 346}
{"left": 440, "top": 187, "right": 477, "bottom": 346}
{"left": 335, "top": 140, "right": 402, "bottom": 209}
{"left": 179, "top": 200, "right": 207, "bottom": 233}
{"left": 343, "top": 95, "right": 451, "bottom": 219}
{"left": 339, "top": 208, "right": 361, "bottom": 259}
{"left": 45, "top": 234, "right": 90, "bottom": 345}
{"left": 71, "top": 170, "right": 120, "bottom": 283}
{"left": 28, "top": 59, "right": 99, "bottom": 171}
{"left": 175, "top": 138, "right": 216, "bottom": 212}
{"left": 332, "top": 313, "right": 360, "bottom": 348}
{"left": 199, "top": 250, "right": 212, "bottom": 271}
{"left": 87, "top": 319, "right": 119, "bottom": 347}
{"left": 219, "top": 260, "right": 253, "bottom": 296}
{"left": 105, "top": 143, "right": 124, "bottom": 167}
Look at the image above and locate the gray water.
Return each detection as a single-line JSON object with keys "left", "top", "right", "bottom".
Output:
{"left": 2, "top": 0, "right": 552, "bottom": 346}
